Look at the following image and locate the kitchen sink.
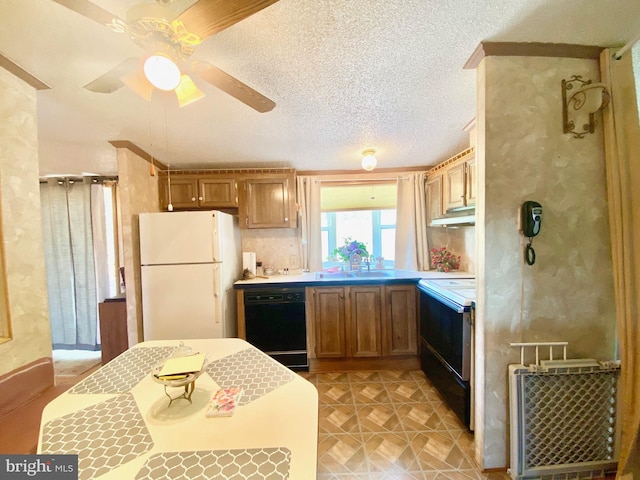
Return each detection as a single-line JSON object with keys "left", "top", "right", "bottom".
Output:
{"left": 315, "top": 270, "right": 391, "bottom": 279}
{"left": 315, "top": 272, "right": 351, "bottom": 279}
{"left": 349, "top": 271, "right": 390, "bottom": 278}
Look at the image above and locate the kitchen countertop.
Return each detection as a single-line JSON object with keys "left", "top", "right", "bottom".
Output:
{"left": 38, "top": 338, "right": 318, "bottom": 480}
{"left": 234, "top": 269, "right": 474, "bottom": 289}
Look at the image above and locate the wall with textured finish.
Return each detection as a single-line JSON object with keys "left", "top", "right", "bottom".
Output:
{"left": 116, "top": 149, "right": 161, "bottom": 346}
{"left": 0, "top": 67, "right": 52, "bottom": 375}
{"left": 474, "top": 56, "right": 616, "bottom": 469}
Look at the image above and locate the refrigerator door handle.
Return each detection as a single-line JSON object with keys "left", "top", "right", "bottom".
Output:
{"left": 213, "top": 266, "right": 220, "bottom": 323}
{"left": 211, "top": 214, "right": 221, "bottom": 262}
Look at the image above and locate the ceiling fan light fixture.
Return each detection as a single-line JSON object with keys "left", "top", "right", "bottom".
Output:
{"left": 143, "top": 54, "right": 181, "bottom": 91}
{"left": 361, "top": 149, "right": 377, "bottom": 171}
{"left": 175, "top": 75, "right": 205, "bottom": 108}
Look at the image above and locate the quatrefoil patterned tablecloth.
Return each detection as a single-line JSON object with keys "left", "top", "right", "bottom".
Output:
{"left": 41, "top": 394, "right": 153, "bottom": 480}
{"left": 135, "top": 447, "right": 291, "bottom": 480}
{"left": 204, "top": 347, "right": 296, "bottom": 405}
{"left": 70, "top": 346, "right": 176, "bottom": 395}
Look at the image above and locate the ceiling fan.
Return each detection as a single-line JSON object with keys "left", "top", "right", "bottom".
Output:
{"left": 51, "top": 0, "right": 278, "bottom": 111}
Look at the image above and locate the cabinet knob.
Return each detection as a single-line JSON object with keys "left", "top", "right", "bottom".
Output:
{"left": 191, "top": 197, "right": 196, "bottom": 202}
{"left": 199, "top": 196, "right": 203, "bottom": 201}
{"left": 284, "top": 217, "right": 288, "bottom": 222}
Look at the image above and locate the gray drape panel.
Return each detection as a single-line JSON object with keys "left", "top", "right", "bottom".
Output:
{"left": 41, "top": 179, "right": 98, "bottom": 350}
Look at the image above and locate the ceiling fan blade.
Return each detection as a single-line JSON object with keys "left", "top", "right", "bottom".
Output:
{"left": 178, "top": 0, "right": 279, "bottom": 40}
{"left": 84, "top": 57, "right": 139, "bottom": 94}
{"left": 50, "top": 0, "right": 123, "bottom": 26}
{"left": 175, "top": 75, "right": 205, "bottom": 108}
{"left": 120, "top": 65, "right": 154, "bottom": 101}
{"left": 192, "top": 60, "right": 275, "bottom": 113}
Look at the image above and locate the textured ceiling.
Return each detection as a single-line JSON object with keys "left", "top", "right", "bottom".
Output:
{"left": 2, "top": 0, "right": 640, "bottom": 175}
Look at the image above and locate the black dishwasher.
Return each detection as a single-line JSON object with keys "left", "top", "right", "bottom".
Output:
{"left": 244, "top": 288, "right": 308, "bottom": 370}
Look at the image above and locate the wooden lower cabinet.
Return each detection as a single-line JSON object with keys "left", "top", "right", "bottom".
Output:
{"left": 348, "top": 286, "right": 382, "bottom": 357}
{"left": 312, "top": 287, "right": 347, "bottom": 358}
{"left": 307, "top": 284, "right": 417, "bottom": 370}
{"left": 384, "top": 285, "right": 418, "bottom": 356}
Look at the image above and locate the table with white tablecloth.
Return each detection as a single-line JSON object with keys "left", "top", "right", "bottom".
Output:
{"left": 38, "top": 338, "right": 319, "bottom": 480}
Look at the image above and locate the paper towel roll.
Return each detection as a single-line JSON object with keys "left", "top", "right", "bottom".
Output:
{"left": 242, "top": 252, "right": 257, "bottom": 275}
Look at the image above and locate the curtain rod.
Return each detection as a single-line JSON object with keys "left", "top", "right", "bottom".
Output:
{"left": 39, "top": 175, "right": 117, "bottom": 184}
{"left": 315, "top": 176, "right": 410, "bottom": 184}
{"left": 613, "top": 31, "right": 640, "bottom": 60}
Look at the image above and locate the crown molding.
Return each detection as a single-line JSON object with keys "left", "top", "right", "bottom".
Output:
{"left": 464, "top": 42, "right": 604, "bottom": 70}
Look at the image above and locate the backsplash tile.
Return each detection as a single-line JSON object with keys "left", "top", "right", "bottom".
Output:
{"left": 241, "top": 228, "right": 301, "bottom": 271}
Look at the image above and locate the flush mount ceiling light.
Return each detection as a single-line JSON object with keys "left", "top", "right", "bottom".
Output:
{"left": 562, "top": 75, "right": 610, "bottom": 139}
{"left": 144, "top": 53, "right": 181, "bottom": 91}
{"left": 361, "top": 149, "right": 377, "bottom": 171}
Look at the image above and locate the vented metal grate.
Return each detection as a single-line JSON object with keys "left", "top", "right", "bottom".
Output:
{"left": 508, "top": 343, "right": 620, "bottom": 480}
{"left": 522, "top": 369, "right": 617, "bottom": 468}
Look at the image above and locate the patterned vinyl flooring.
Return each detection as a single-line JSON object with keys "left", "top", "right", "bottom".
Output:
{"left": 298, "top": 370, "right": 510, "bottom": 480}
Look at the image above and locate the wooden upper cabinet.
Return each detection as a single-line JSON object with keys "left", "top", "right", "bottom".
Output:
{"left": 199, "top": 178, "right": 237, "bottom": 207}
{"left": 159, "top": 175, "right": 237, "bottom": 210}
{"left": 347, "top": 286, "right": 382, "bottom": 357}
{"left": 426, "top": 174, "right": 443, "bottom": 224}
{"left": 160, "top": 177, "right": 199, "bottom": 209}
{"left": 241, "top": 173, "right": 296, "bottom": 229}
{"left": 157, "top": 169, "right": 296, "bottom": 228}
{"left": 465, "top": 157, "right": 476, "bottom": 207}
{"left": 444, "top": 162, "right": 466, "bottom": 211}
{"left": 442, "top": 154, "right": 476, "bottom": 211}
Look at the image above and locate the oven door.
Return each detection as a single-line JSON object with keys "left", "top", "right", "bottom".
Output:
{"left": 418, "top": 285, "right": 471, "bottom": 381}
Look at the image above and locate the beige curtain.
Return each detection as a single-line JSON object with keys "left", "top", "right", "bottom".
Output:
{"left": 296, "top": 176, "right": 323, "bottom": 272}
{"left": 395, "top": 173, "right": 429, "bottom": 270}
{"left": 600, "top": 48, "right": 640, "bottom": 480}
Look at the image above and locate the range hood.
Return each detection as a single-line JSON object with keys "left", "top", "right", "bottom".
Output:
{"left": 430, "top": 206, "right": 476, "bottom": 227}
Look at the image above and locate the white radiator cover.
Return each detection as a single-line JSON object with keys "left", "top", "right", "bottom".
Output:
{"left": 508, "top": 360, "right": 620, "bottom": 480}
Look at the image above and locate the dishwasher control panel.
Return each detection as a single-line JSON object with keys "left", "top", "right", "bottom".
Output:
{"left": 244, "top": 289, "right": 305, "bottom": 304}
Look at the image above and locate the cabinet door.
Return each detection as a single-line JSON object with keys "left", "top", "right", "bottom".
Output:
{"left": 383, "top": 285, "right": 418, "bottom": 356}
{"left": 160, "top": 178, "right": 199, "bottom": 209}
{"left": 313, "top": 287, "right": 347, "bottom": 358}
{"left": 347, "top": 286, "right": 382, "bottom": 357}
{"left": 199, "top": 178, "right": 237, "bottom": 207}
{"left": 244, "top": 177, "right": 291, "bottom": 228}
{"left": 444, "top": 163, "right": 466, "bottom": 211}
{"left": 465, "top": 158, "right": 476, "bottom": 207}
{"left": 426, "top": 174, "right": 443, "bottom": 224}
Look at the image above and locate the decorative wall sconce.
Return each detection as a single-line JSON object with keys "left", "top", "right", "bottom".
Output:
{"left": 562, "top": 75, "right": 610, "bottom": 139}
{"left": 361, "top": 149, "right": 377, "bottom": 171}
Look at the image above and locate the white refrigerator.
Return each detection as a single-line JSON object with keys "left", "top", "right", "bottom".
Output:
{"left": 139, "top": 210, "right": 241, "bottom": 341}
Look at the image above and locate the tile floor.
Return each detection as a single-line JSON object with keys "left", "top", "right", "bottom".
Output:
{"left": 299, "top": 370, "right": 509, "bottom": 480}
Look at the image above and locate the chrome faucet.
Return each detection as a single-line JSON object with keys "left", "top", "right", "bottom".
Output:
{"left": 348, "top": 248, "right": 370, "bottom": 271}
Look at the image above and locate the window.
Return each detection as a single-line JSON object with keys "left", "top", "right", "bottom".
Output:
{"left": 320, "top": 182, "right": 397, "bottom": 269}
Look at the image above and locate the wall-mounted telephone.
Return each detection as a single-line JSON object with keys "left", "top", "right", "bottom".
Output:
{"left": 521, "top": 201, "right": 542, "bottom": 237}
{"left": 521, "top": 201, "right": 542, "bottom": 265}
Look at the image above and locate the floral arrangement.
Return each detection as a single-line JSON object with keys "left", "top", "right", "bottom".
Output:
{"left": 430, "top": 246, "right": 461, "bottom": 272}
{"left": 332, "top": 237, "right": 369, "bottom": 262}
